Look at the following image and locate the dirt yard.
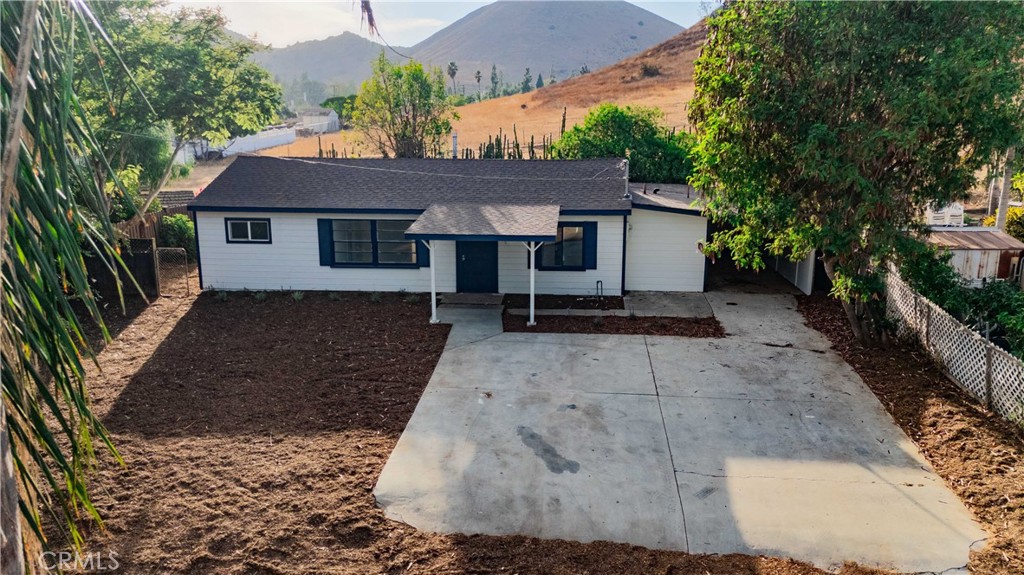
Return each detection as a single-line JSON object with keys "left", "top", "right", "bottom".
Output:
{"left": 60, "top": 286, "right": 904, "bottom": 575}
{"left": 799, "top": 295, "right": 1024, "bottom": 575}
{"left": 503, "top": 312, "right": 725, "bottom": 337}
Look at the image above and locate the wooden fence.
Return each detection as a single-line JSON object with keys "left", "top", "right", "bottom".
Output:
{"left": 885, "top": 272, "right": 1024, "bottom": 427}
{"left": 114, "top": 205, "right": 190, "bottom": 240}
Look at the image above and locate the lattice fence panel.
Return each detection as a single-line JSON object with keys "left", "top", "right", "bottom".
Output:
{"left": 885, "top": 272, "right": 1024, "bottom": 429}
{"left": 991, "top": 350, "right": 1024, "bottom": 425}
{"left": 884, "top": 275, "right": 920, "bottom": 340}
{"left": 925, "top": 303, "right": 988, "bottom": 402}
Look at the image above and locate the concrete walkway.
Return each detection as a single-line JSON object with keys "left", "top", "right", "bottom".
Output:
{"left": 375, "top": 293, "right": 986, "bottom": 573}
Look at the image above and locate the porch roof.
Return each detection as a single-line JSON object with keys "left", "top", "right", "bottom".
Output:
{"left": 405, "top": 203, "right": 560, "bottom": 242}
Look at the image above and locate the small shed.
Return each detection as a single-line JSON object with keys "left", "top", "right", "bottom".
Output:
{"left": 927, "top": 226, "right": 1024, "bottom": 286}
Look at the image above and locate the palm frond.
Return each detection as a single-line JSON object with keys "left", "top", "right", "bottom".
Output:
{"left": 2, "top": 0, "right": 132, "bottom": 568}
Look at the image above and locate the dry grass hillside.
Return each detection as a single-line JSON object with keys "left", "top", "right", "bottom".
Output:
{"left": 259, "top": 21, "right": 707, "bottom": 158}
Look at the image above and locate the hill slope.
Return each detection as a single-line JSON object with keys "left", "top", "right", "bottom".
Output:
{"left": 258, "top": 19, "right": 708, "bottom": 158}
{"left": 448, "top": 19, "right": 708, "bottom": 150}
{"left": 251, "top": 1, "right": 681, "bottom": 92}
{"left": 411, "top": 0, "right": 682, "bottom": 88}
{"left": 252, "top": 32, "right": 406, "bottom": 87}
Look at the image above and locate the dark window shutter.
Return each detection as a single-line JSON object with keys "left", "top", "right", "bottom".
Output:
{"left": 583, "top": 222, "right": 598, "bottom": 269}
{"left": 416, "top": 239, "right": 431, "bottom": 267}
{"left": 317, "top": 219, "right": 333, "bottom": 266}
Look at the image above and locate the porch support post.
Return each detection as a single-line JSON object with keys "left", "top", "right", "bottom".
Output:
{"left": 523, "top": 241, "right": 539, "bottom": 327}
{"left": 424, "top": 240, "right": 438, "bottom": 324}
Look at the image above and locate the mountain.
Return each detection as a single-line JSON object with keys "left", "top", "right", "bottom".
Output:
{"left": 256, "top": 19, "right": 709, "bottom": 158}
{"left": 250, "top": 1, "right": 682, "bottom": 95}
{"left": 252, "top": 32, "right": 407, "bottom": 89}
{"left": 446, "top": 19, "right": 709, "bottom": 150}
{"left": 412, "top": 0, "right": 682, "bottom": 87}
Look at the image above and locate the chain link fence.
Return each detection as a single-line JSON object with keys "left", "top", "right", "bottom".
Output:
{"left": 885, "top": 272, "right": 1024, "bottom": 427}
{"left": 157, "top": 247, "right": 192, "bottom": 297}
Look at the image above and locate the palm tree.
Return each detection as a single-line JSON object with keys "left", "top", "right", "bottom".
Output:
{"left": 474, "top": 70, "right": 482, "bottom": 101}
{"left": 447, "top": 61, "right": 458, "bottom": 95}
{"left": 2, "top": 1, "right": 134, "bottom": 571}
{"left": 996, "top": 147, "right": 1017, "bottom": 230}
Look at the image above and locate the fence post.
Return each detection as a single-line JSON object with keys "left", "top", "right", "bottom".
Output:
{"left": 984, "top": 346, "right": 993, "bottom": 410}
{"left": 923, "top": 303, "right": 931, "bottom": 350}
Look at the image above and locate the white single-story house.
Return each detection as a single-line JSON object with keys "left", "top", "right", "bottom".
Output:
{"left": 188, "top": 156, "right": 708, "bottom": 322}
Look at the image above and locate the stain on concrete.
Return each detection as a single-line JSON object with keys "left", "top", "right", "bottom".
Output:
{"left": 694, "top": 486, "right": 717, "bottom": 499}
{"left": 516, "top": 426, "right": 580, "bottom": 474}
{"left": 557, "top": 403, "right": 577, "bottom": 412}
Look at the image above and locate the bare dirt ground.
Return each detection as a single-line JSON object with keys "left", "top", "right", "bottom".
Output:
{"left": 59, "top": 282, "right": 897, "bottom": 575}
{"left": 799, "top": 295, "right": 1024, "bottom": 575}
{"left": 502, "top": 293, "right": 625, "bottom": 310}
{"left": 503, "top": 313, "right": 724, "bottom": 337}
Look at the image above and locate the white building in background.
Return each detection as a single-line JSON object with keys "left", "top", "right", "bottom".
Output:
{"left": 298, "top": 108, "right": 341, "bottom": 135}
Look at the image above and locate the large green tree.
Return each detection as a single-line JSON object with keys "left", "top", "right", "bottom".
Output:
{"left": 550, "top": 103, "right": 695, "bottom": 184}
{"left": 80, "top": 3, "right": 281, "bottom": 213}
{"left": 689, "top": 1, "right": 1024, "bottom": 342}
{"left": 352, "top": 52, "right": 456, "bottom": 158}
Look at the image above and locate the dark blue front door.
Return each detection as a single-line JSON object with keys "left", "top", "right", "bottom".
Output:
{"left": 456, "top": 241, "right": 499, "bottom": 293}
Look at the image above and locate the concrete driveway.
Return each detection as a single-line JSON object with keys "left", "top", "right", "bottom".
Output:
{"left": 374, "top": 294, "right": 985, "bottom": 573}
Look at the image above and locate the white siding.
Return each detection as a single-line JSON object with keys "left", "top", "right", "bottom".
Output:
{"left": 772, "top": 251, "right": 816, "bottom": 295}
{"left": 624, "top": 209, "right": 707, "bottom": 292}
{"left": 196, "top": 212, "right": 456, "bottom": 292}
{"left": 498, "top": 215, "right": 625, "bottom": 296}
{"left": 197, "top": 212, "right": 626, "bottom": 295}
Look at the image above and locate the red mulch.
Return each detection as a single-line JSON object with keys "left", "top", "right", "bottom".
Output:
{"left": 798, "top": 294, "right": 1024, "bottom": 575}
{"left": 48, "top": 288, "right": 892, "bottom": 574}
{"left": 503, "top": 312, "right": 725, "bottom": 337}
{"left": 503, "top": 293, "right": 625, "bottom": 310}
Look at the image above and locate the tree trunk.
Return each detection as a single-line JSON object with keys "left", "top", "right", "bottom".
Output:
{"left": 1, "top": 403, "right": 26, "bottom": 575}
{"left": 821, "top": 256, "right": 878, "bottom": 345}
{"left": 996, "top": 147, "right": 1016, "bottom": 231}
{"left": 135, "top": 139, "right": 185, "bottom": 219}
{"left": 1, "top": 3, "right": 39, "bottom": 570}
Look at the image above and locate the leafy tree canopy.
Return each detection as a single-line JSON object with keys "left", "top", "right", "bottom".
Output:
{"left": 688, "top": 0, "right": 1024, "bottom": 342}
{"left": 550, "top": 103, "right": 695, "bottom": 184}
{"left": 82, "top": 2, "right": 281, "bottom": 198}
{"left": 352, "top": 52, "right": 457, "bottom": 158}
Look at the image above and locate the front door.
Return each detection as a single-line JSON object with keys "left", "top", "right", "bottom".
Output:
{"left": 456, "top": 241, "right": 499, "bottom": 293}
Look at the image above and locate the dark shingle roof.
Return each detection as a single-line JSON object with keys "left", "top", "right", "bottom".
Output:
{"left": 406, "top": 204, "right": 560, "bottom": 241}
{"left": 158, "top": 189, "right": 197, "bottom": 208}
{"left": 190, "top": 156, "right": 630, "bottom": 212}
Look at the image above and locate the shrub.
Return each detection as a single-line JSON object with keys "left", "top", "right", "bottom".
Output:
{"left": 291, "top": 291, "right": 305, "bottom": 302}
{"left": 253, "top": 291, "right": 267, "bottom": 303}
{"left": 404, "top": 293, "right": 422, "bottom": 304}
{"left": 215, "top": 291, "right": 228, "bottom": 302}
{"left": 639, "top": 63, "right": 661, "bottom": 77}
{"left": 160, "top": 214, "right": 196, "bottom": 259}
{"left": 549, "top": 104, "right": 696, "bottom": 184}
{"left": 982, "top": 206, "right": 1024, "bottom": 243}
{"left": 369, "top": 292, "right": 383, "bottom": 303}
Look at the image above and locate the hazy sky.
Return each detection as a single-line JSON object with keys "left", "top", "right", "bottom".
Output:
{"left": 167, "top": 1, "right": 715, "bottom": 48}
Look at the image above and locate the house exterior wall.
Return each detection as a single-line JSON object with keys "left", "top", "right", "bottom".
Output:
{"left": 949, "top": 248, "right": 1024, "bottom": 286}
{"left": 497, "top": 215, "right": 625, "bottom": 296}
{"left": 196, "top": 211, "right": 457, "bottom": 292}
{"left": 195, "top": 212, "right": 630, "bottom": 295}
{"left": 772, "top": 251, "right": 816, "bottom": 295}
{"left": 624, "top": 209, "right": 707, "bottom": 292}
